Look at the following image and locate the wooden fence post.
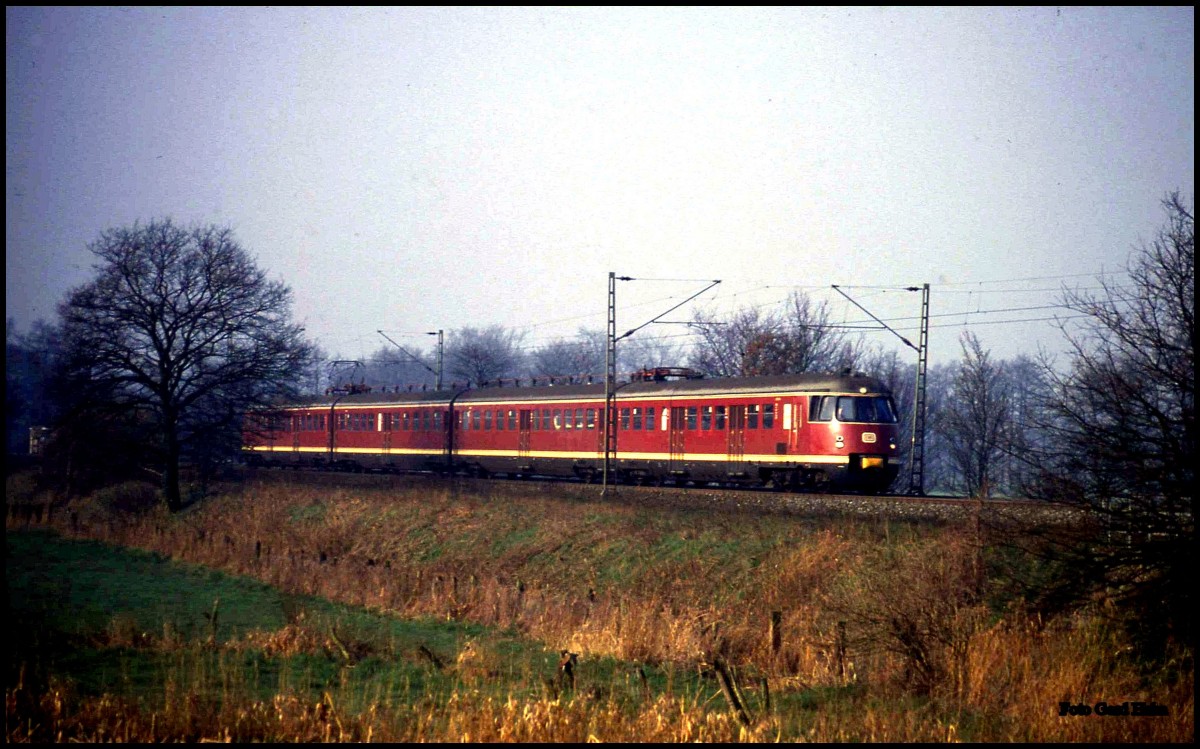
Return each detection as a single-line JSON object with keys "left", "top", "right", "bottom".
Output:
{"left": 769, "top": 610, "right": 782, "bottom": 656}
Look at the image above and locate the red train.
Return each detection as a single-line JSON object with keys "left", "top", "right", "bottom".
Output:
{"left": 242, "top": 370, "right": 902, "bottom": 493}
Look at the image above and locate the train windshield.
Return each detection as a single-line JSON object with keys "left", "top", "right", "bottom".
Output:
{"left": 835, "top": 395, "right": 898, "bottom": 423}
{"left": 810, "top": 395, "right": 898, "bottom": 423}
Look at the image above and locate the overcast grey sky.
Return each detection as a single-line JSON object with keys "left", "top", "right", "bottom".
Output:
{"left": 6, "top": 6, "right": 1194, "bottom": 369}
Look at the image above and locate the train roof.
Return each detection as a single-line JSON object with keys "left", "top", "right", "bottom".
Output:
{"left": 276, "top": 372, "right": 894, "bottom": 409}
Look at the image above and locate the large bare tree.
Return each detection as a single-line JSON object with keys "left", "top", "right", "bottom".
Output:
{"left": 446, "top": 326, "right": 526, "bottom": 386}
{"left": 937, "top": 331, "right": 1011, "bottom": 497}
{"left": 688, "top": 291, "right": 856, "bottom": 377}
{"left": 530, "top": 328, "right": 605, "bottom": 380}
{"left": 1023, "top": 191, "right": 1194, "bottom": 653}
{"left": 58, "top": 219, "right": 316, "bottom": 510}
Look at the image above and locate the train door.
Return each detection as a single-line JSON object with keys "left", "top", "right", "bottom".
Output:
{"left": 518, "top": 409, "right": 533, "bottom": 459}
{"left": 669, "top": 406, "right": 686, "bottom": 474}
{"left": 327, "top": 409, "right": 338, "bottom": 465}
{"left": 783, "top": 399, "right": 800, "bottom": 452}
{"left": 726, "top": 405, "right": 746, "bottom": 474}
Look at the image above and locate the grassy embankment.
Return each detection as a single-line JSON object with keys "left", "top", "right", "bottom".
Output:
{"left": 6, "top": 470, "right": 1193, "bottom": 742}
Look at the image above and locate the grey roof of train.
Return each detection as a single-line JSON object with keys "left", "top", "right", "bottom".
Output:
{"left": 281, "top": 373, "right": 892, "bottom": 408}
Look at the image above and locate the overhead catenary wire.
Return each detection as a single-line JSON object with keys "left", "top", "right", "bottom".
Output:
{"left": 323, "top": 269, "right": 1130, "bottom": 362}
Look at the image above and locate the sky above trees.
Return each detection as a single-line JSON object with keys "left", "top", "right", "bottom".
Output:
{"left": 6, "top": 7, "right": 1194, "bottom": 367}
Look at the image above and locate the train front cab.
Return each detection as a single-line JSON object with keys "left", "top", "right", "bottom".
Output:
{"left": 805, "top": 392, "right": 900, "bottom": 492}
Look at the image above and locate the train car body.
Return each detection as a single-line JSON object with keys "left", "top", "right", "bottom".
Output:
{"left": 242, "top": 373, "right": 902, "bottom": 493}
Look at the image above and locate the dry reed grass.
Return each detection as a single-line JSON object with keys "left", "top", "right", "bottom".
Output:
{"left": 7, "top": 473, "right": 1193, "bottom": 742}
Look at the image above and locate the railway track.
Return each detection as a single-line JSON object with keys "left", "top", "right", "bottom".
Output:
{"left": 239, "top": 466, "right": 1074, "bottom": 525}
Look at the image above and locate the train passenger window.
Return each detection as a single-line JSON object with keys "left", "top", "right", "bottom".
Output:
{"left": 747, "top": 404, "right": 760, "bottom": 429}
{"left": 553, "top": 409, "right": 562, "bottom": 429}
{"left": 701, "top": 406, "right": 712, "bottom": 430}
{"left": 508, "top": 410, "right": 517, "bottom": 430}
{"left": 575, "top": 408, "right": 584, "bottom": 429}
{"left": 434, "top": 411, "right": 443, "bottom": 431}
{"left": 472, "top": 411, "right": 481, "bottom": 430}
{"left": 496, "top": 409, "right": 505, "bottom": 430}
{"left": 585, "top": 409, "right": 596, "bottom": 429}
{"left": 542, "top": 409, "right": 552, "bottom": 430}
{"left": 632, "top": 407, "right": 642, "bottom": 430}
{"left": 620, "top": 408, "right": 631, "bottom": 430}
{"left": 647, "top": 407, "right": 657, "bottom": 430}
{"left": 763, "top": 404, "right": 775, "bottom": 429}
{"left": 715, "top": 406, "right": 726, "bottom": 430}
{"left": 686, "top": 406, "right": 697, "bottom": 430}
{"left": 484, "top": 411, "right": 492, "bottom": 430}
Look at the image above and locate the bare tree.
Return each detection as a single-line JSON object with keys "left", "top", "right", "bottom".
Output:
{"left": 1023, "top": 192, "right": 1194, "bottom": 653}
{"left": 689, "top": 291, "right": 856, "bottom": 377}
{"left": 688, "top": 306, "right": 776, "bottom": 377}
{"left": 364, "top": 344, "right": 436, "bottom": 391}
{"left": 58, "top": 219, "right": 316, "bottom": 510}
{"left": 530, "top": 328, "right": 605, "bottom": 380}
{"left": 937, "top": 332, "right": 1011, "bottom": 497}
{"left": 6, "top": 318, "right": 64, "bottom": 456}
{"left": 619, "top": 330, "right": 689, "bottom": 374}
{"left": 775, "top": 292, "right": 862, "bottom": 373}
{"left": 997, "top": 354, "right": 1050, "bottom": 493}
{"left": 446, "top": 325, "right": 526, "bottom": 386}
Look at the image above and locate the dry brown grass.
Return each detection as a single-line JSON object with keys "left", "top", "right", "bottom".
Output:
{"left": 7, "top": 472, "right": 1193, "bottom": 742}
